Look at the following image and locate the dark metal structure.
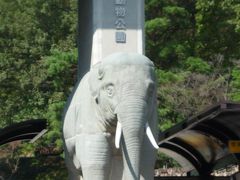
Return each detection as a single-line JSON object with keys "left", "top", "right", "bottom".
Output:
{"left": 157, "top": 102, "right": 240, "bottom": 177}
{"left": 0, "top": 119, "right": 47, "bottom": 146}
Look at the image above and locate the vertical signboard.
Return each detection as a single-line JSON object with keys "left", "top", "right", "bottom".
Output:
{"left": 78, "top": 0, "right": 145, "bottom": 78}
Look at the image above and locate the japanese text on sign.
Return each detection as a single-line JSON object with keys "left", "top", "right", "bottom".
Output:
{"left": 114, "top": 0, "right": 127, "bottom": 43}
{"left": 115, "top": 0, "right": 126, "bottom": 5}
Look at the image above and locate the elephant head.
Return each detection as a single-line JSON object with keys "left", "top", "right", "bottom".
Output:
{"left": 88, "top": 53, "right": 158, "bottom": 179}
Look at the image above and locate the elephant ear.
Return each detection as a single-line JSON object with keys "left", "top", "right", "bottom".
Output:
{"left": 88, "top": 62, "right": 104, "bottom": 101}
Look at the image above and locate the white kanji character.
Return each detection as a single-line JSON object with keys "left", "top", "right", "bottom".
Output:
{"left": 115, "top": 7, "right": 126, "bottom": 17}
{"left": 115, "top": 0, "right": 126, "bottom": 5}
{"left": 115, "top": 18, "right": 126, "bottom": 29}
{"left": 115, "top": 32, "right": 126, "bottom": 43}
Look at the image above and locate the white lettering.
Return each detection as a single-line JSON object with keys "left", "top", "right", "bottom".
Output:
{"left": 115, "top": 7, "right": 126, "bottom": 17}
{"left": 116, "top": 32, "right": 126, "bottom": 43}
{"left": 115, "top": 0, "right": 126, "bottom": 5}
{"left": 115, "top": 18, "right": 126, "bottom": 29}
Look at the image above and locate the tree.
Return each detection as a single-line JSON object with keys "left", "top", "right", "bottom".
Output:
{"left": 145, "top": 0, "right": 196, "bottom": 69}
{"left": 0, "top": 0, "right": 78, "bottom": 168}
{"left": 145, "top": 0, "right": 240, "bottom": 168}
{"left": 0, "top": 0, "right": 77, "bottom": 127}
{"left": 195, "top": 0, "right": 240, "bottom": 65}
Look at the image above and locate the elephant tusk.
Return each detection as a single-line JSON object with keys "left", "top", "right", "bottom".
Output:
{"left": 115, "top": 121, "right": 122, "bottom": 149}
{"left": 146, "top": 123, "right": 159, "bottom": 149}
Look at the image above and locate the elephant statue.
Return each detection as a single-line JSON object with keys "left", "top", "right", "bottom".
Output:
{"left": 63, "top": 52, "right": 159, "bottom": 180}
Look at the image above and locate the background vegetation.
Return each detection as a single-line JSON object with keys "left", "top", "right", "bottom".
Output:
{"left": 0, "top": 0, "right": 240, "bottom": 178}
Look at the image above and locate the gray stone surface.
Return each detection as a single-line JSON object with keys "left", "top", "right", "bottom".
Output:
{"left": 63, "top": 53, "right": 158, "bottom": 180}
{"left": 78, "top": 0, "right": 145, "bottom": 79}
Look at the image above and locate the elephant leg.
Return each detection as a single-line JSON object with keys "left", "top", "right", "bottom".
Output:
{"left": 140, "top": 135, "right": 157, "bottom": 180}
{"left": 110, "top": 155, "right": 123, "bottom": 180}
{"left": 65, "top": 153, "right": 83, "bottom": 180}
{"left": 75, "top": 133, "right": 112, "bottom": 180}
{"left": 64, "top": 138, "right": 82, "bottom": 180}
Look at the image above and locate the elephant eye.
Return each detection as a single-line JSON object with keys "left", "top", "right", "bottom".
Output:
{"left": 106, "top": 84, "right": 114, "bottom": 97}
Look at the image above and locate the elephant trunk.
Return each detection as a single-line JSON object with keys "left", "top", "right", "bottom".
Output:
{"left": 116, "top": 97, "right": 147, "bottom": 180}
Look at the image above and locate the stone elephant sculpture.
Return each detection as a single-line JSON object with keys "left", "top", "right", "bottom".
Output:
{"left": 63, "top": 53, "right": 159, "bottom": 180}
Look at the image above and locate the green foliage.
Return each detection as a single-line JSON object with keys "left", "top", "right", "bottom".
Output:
{"left": 230, "top": 4, "right": 240, "bottom": 32}
{"left": 195, "top": 0, "right": 240, "bottom": 63}
{"left": 230, "top": 68, "right": 240, "bottom": 101}
{"left": 184, "top": 57, "right": 211, "bottom": 74}
{"left": 0, "top": 0, "right": 77, "bottom": 174}
{"left": 156, "top": 153, "right": 180, "bottom": 168}
{"left": 156, "top": 69, "right": 183, "bottom": 84}
{"left": 41, "top": 48, "right": 77, "bottom": 150}
{"left": 147, "top": 2, "right": 240, "bottom": 151}
{"left": 0, "top": 0, "right": 77, "bottom": 128}
{"left": 146, "top": 0, "right": 240, "bottom": 71}
{"left": 44, "top": 48, "right": 77, "bottom": 89}
{"left": 156, "top": 70, "right": 185, "bottom": 131}
{"left": 156, "top": 69, "right": 230, "bottom": 133}
{"left": 145, "top": 0, "right": 195, "bottom": 69}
